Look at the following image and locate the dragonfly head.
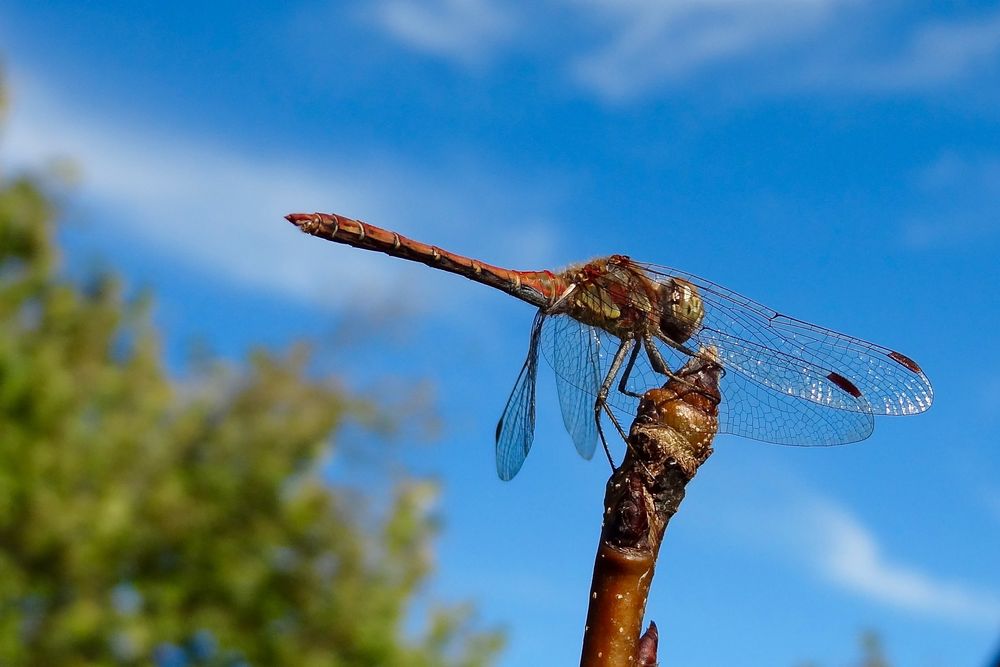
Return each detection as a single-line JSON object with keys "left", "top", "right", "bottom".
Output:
{"left": 657, "top": 277, "right": 704, "bottom": 344}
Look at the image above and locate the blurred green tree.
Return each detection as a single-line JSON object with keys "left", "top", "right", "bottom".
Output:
{"left": 0, "top": 75, "right": 502, "bottom": 666}
{"left": 857, "top": 631, "right": 890, "bottom": 667}
{"left": 795, "top": 632, "right": 893, "bottom": 667}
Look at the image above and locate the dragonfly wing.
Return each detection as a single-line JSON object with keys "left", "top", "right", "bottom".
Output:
{"left": 686, "top": 327, "right": 873, "bottom": 414}
{"left": 758, "top": 312, "right": 931, "bottom": 415}
{"left": 588, "top": 328, "right": 875, "bottom": 446}
{"left": 633, "top": 262, "right": 932, "bottom": 416}
{"left": 495, "top": 312, "right": 544, "bottom": 480}
{"left": 714, "top": 360, "right": 875, "bottom": 445}
{"left": 539, "top": 315, "right": 601, "bottom": 460}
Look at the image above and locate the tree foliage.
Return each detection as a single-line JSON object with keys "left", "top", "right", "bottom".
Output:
{"left": 0, "top": 82, "right": 501, "bottom": 665}
{"left": 796, "top": 632, "right": 893, "bottom": 667}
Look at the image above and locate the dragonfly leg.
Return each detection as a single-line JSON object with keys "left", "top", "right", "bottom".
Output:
{"left": 603, "top": 342, "right": 658, "bottom": 481}
{"left": 654, "top": 334, "right": 723, "bottom": 399}
{"left": 616, "top": 339, "right": 644, "bottom": 399}
{"left": 594, "top": 337, "right": 635, "bottom": 469}
{"left": 623, "top": 333, "right": 706, "bottom": 399}
{"left": 644, "top": 335, "right": 672, "bottom": 376}
{"left": 602, "top": 402, "right": 629, "bottom": 441}
{"left": 643, "top": 334, "right": 701, "bottom": 388}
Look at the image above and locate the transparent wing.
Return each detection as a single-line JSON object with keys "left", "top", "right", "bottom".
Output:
{"left": 634, "top": 262, "right": 933, "bottom": 417}
{"left": 715, "top": 357, "right": 875, "bottom": 445}
{"left": 539, "top": 315, "right": 601, "bottom": 460}
{"left": 495, "top": 312, "right": 544, "bottom": 480}
{"left": 688, "top": 328, "right": 872, "bottom": 414}
{"left": 592, "top": 329, "right": 876, "bottom": 446}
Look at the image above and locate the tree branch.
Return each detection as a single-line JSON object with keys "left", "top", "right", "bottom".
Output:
{"left": 581, "top": 352, "right": 722, "bottom": 666}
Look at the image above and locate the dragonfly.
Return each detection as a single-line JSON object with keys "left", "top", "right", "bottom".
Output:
{"left": 286, "top": 212, "right": 933, "bottom": 480}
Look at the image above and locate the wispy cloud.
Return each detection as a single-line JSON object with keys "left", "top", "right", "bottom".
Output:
{"left": 571, "top": 2, "right": 1000, "bottom": 100}
{"left": 368, "top": 0, "right": 514, "bottom": 67}
{"left": 2, "top": 69, "right": 560, "bottom": 313}
{"left": 900, "top": 153, "right": 1000, "bottom": 250}
{"left": 693, "top": 467, "right": 999, "bottom": 627}
{"left": 567, "top": 0, "right": 852, "bottom": 100}
{"left": 826, "top": 10, "right": 1000, "bottom": 93}
{"left": 802, "top": 500, "right": 1000, "bottom": 624}
{"left": 361, "top": 1, "right": 1000, "bottom": 102}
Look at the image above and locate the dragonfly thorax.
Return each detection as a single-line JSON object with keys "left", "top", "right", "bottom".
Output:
{"left": 552, "top": 256, "right": 661, "bottom": 338}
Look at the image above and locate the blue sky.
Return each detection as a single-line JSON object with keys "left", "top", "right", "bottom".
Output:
{"left": 2, "top": 1, "right": 999, "bottom": 664}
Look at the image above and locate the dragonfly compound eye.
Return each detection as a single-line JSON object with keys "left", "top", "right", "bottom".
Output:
{"left": 658, "top": 278, "right": 705, "bottom": 344}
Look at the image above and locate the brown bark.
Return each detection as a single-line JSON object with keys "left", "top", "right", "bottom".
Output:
{"left": 581, "top": 352, "right": 722, "bottom": 666}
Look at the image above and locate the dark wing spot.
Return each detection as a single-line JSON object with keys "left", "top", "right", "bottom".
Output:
{"left": 888, "top": 350, "right": 922, "bottom": 374}
{"left": 827, "top": 371, "right": 862, "bottom": 398}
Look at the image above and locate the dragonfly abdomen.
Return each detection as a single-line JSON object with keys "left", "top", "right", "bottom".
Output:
{"left": 287, "top": 212, "right": 565, "bottom": 309}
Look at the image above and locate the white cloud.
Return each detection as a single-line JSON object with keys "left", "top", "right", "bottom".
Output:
{"left": 1, "top": 69, "right": 560, "bottom": 313}
{"left": 369, "top": 0, "right": 514, "bottom": 66}
{"left": 793, "top": 499, "right": 1000, "bottom": 625}
{"left": 361, "top": 1, "right": 1000, "bottom": 102}
{"left": 687, "top": 465, "right": 1000, "bottom": 627}
{"left": 2, "top": 80, "right": 392, "bottom": 308}
{"left": 567, "top": 0, "right": 851, "bottom": 100}
{"left": 831, "top": 11, "right": 1000, "bottom": 92}
{"left": 570, "top": 2, "right": 1000, "bottom": 101}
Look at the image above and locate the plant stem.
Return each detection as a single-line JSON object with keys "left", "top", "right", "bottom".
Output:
{"left": 580, "top": 353, "right": 722, "bottom": 666}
